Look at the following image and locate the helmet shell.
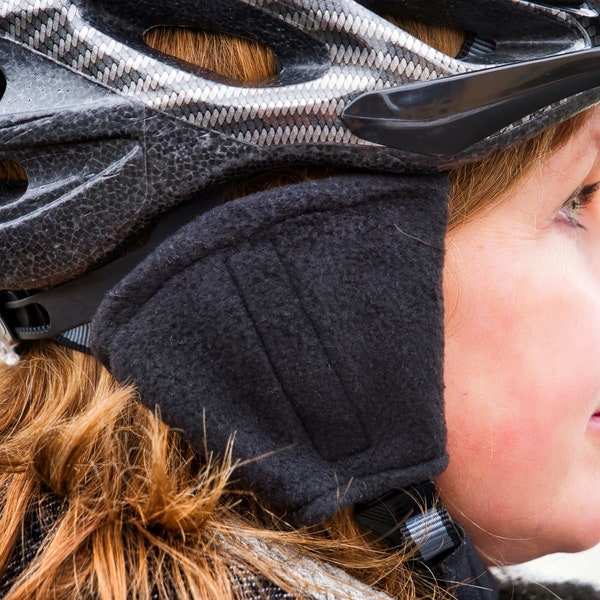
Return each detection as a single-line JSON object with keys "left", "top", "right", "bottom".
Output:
{"left": 1, "top": 0, "right": 600, "bottom": 288}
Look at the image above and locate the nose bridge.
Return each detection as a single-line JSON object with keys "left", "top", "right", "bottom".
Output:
{"left": 589, "top": 211, "right": 600, "bottom": 277}
{"left": 582, "top": 180, "right": 600, "bottom": 276}
{"left": 585, "top": 116, "right": 600, "bottom": 276}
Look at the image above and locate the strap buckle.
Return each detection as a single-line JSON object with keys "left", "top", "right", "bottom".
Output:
{"left": 354, "top": 482, "right": 463, "bottom": 565}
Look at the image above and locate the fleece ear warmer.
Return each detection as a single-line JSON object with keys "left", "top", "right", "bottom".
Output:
{"left": 91, "top": 173, "right": 448, "bottom": 524}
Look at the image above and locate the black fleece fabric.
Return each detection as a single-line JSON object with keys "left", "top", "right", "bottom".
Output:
{"left": 91, "top": 174, "right": 448, "bottom": 524}
{"left": 441, "top": 536, "right": 499, "bottom": 600}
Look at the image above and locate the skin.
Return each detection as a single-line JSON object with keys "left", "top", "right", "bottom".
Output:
{"left": 439, "top": 107, "right": 600, "bottom": 566}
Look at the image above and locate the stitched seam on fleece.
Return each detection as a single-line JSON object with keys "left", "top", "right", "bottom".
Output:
{"left": 119, "top": 189, "right": 412, "bottom": 313}
{"left": 269, "top": 238, "right": 371, "bottom": 451}
{"left": 293, "top": 455, "right": 448, "bottom": 517}
{"left": 221, "top": 256, "right": 298, "bottom": 449}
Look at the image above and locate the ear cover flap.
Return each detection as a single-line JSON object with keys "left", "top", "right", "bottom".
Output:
{"left": 91, "top": 173, "right": 448, "bottom": 524}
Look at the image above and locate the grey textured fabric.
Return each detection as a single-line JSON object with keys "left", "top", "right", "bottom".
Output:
{"left": 91, "top": 174, "right": 448, "bottom": 525}
{"left": 0, "top": 494, "right": 65, "bottom": 597}
{"left": 498, "top": 581, "right": 600, "bottom": 600}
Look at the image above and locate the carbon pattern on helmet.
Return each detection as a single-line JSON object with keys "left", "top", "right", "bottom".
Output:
{"left": 3, "top": 0, "right": 594, "bottom": 148}
{"left": 2, "top": 0, "right": 467, "bottom": 147}
{"left": 1, "top": 0, "right": 600, "bottom": 289}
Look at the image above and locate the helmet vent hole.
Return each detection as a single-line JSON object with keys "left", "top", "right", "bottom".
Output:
{"left": 0, "top": 159, "right": 28, "bottom": 205}
{"left": 0, "top": 69, "right": 6, "bottom": 102}
{"left": 144, "top": 26, "right": 278, "bottom": 83}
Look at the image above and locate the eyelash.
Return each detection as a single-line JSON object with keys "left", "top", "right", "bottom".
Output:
{"left": 557, "top": 182, "right": 599, "bottom": 229}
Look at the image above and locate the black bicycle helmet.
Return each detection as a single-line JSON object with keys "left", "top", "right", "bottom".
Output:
{"left": 2, "top": 0, "right": 600, "bottom": 357}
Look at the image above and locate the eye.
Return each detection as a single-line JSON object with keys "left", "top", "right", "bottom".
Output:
{"left": 556, "top": 182, "right": 599, "bottom": 229}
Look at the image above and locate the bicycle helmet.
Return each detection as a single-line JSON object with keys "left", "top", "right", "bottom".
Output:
{"left": 1, "top": 0, "right": 599, "bottom": 546}
{"left": 1, "top": 1, "right": 600, "bottom": 295}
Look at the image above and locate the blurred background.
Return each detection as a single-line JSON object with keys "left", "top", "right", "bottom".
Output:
{"left": 493, "top": 543, "right": 600, "bottom": 588}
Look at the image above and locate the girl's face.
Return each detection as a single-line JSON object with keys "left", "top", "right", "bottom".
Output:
{"left": 440, "top": 108, "right": 600, "bottom": 566}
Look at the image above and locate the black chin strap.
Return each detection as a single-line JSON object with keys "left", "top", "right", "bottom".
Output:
{"left": 354, "top": 482, "right": 463, "bottom": 566}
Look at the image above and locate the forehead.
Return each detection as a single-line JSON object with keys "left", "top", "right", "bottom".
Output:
{"left": 541, "top": 109, "right": 600, "bottom": 179}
